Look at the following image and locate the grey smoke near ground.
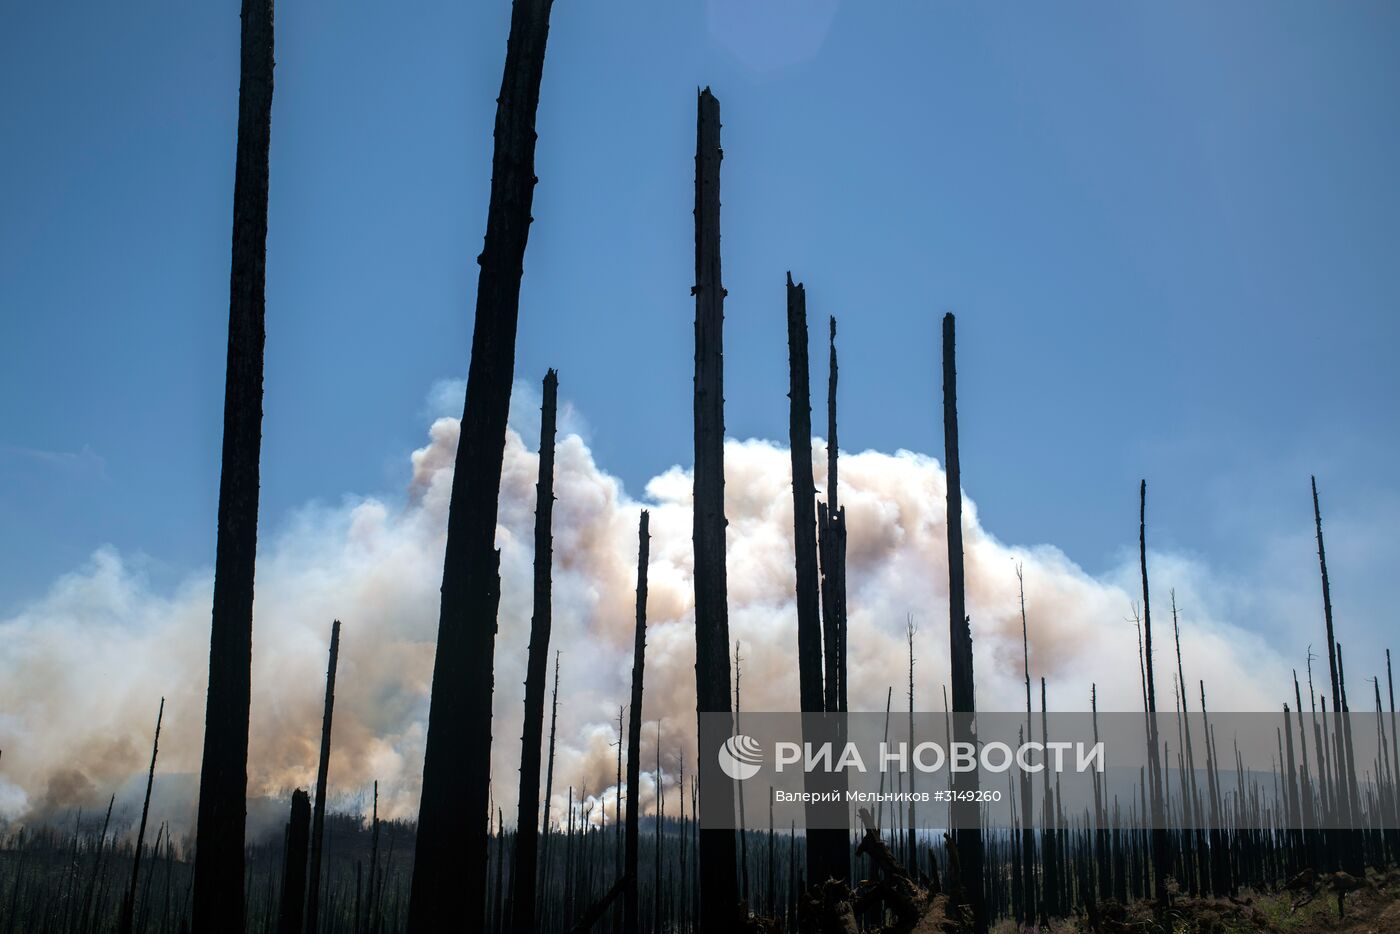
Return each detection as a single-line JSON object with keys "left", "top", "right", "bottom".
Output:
{"left": 0, "top": 380, "right": 1301, "bottom": 836}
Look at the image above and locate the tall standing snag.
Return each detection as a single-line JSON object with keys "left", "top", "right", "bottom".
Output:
{"left": 691, "top": 86, "right": 740, "bottom": 931}
{"left": 785, "top": 275, "right": 823, "bottom": 733}
{"left": 941, "top": 313, "right": 985, "bottom": 932}
{"left": 818, "top": 316, "right": 846, "bottom": 716}
{"left": 785, "top": 274, "right": 843, "bottom": 886}
{"left": 119, "top": 697, "right": 164, "bottom": 934}
{"left": 1138, "top": 482, "right": 1169, "bottom": 907}
{"left": 277, "top": 790, "right": 311, "bottom": 934}
{"left": 817, "top": 314, "right": 851, "bottom": 884}
{"left": 305, "top": 619, "right": 341, "bottom": 934}
{"left": 408, "top": 0, "right": 555, "bottom": 928}
{"left": 1312, "top": 475, "right": 1361, "bottom": 877}
{"left": 624, "top": 511, "right": 650, "bottom": 934}
{"left": 512, "top": 369, "right": 559, "bottom": 934}
{"left": 191, "top": 0, "right": 275, "bottom": 929}
{"left": 278, "top": 795, "right": 312, "bottom": 934}
{"left": 543, "top": 650, "right": 561, "bottom": 837}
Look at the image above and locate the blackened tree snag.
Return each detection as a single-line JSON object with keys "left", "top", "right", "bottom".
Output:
{"left": 366, "top": 781, "right": 380, "bottom": 933}
{"left": 818, "top": 315, "right": 851, "bottom": 883}
{"left": 787, "top": 275, "right": 843, "bottom": 888}
{"left": 1138, "top": 482, "right": 1170, "bottom": 908}
{"left": 542, "top": 650, "right": 561, "bottom": 844}
{"left": 1312, "top": 476, "right": 1358, "bottom": 834}
{"left": 941, "top": 313, "right": 985, "bottom": 932}
{"left": 624, "top": 511, "right": 650, "bottom": 934}
{"left": 691, "top": 86, "right": 739, "bottom": 930}
{"left": 786, "top": 276, "right": 825, "bottom": 720}
{"left": 820, "top": 316, "right": 848, "bottom": 715}
{"left": 511, "top": 368, "right": 559, "bottom": 934}
{"left": 826, "top": 317, "right": 839, "bottom": 514}
{"left": 408, "top": 0, "right": 555, "bottom": 928}
{"left": 191, "top": 0, "right": 274, "bottom": 928}
{"left": 906, "top": 617, "right": 918, "bottom": 870}
{"left": 277, "top": 790, "right": 311, "bottom": 934}
{"left": 119, "top": 697, "right": 163, "bottom": 934}
{"left": 1016, "top": 566, "right": 1036, "bottom": 925}
{"left": 306, "top": 619, "right": 341, "bottom": 934}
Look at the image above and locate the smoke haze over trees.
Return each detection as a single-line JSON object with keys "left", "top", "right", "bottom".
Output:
{"left": 0, "top": 382, "right": 1313, "bottom": 833}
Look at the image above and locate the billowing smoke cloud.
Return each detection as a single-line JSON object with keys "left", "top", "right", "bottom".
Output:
{"left": 0, "top": 382, "right": 1294, "bottom": 837}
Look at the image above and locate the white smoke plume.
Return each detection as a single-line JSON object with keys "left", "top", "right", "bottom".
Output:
{"left": 0, "top": 381, "right": 1299, "bottom": 838}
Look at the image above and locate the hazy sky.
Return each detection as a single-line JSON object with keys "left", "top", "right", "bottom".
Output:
{"left": 3, "top": 0, "right": 1398, "bottom": 640}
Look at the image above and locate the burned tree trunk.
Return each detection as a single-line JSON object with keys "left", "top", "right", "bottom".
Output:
{"left": 542, "top": 651, "right": 561, "bottom": 848}
{"left": 906, "top": 617, "right": 917, "bottom": 874}
{"left": 784, "top": 274, "right": 823, "bottom": 879}
{"left": 1312, "top": 475, "right": 1362, "bottom": 878}
{"left": 942, "top": 313, "right": 985, "bottom": 931}
{"left": 278, "top": 791, "right": 311, "bottom": 934}
{"left": 784, "top": 280, "right": 825, "bottom": 714}
{"left": 624, "top": 511, "right": 650, "bottom": 934}
{"left": 1016, "top": 567, "right": 1036, "bottom": 925}
{"left": 1138, "top": 482, "right": 1170, "bottom": 908}
{"left": 787, "top": 275, "right": 843, "bottom": 888}
{"left": 366, "top": 782, "right": 380, "bottom": 934}
{"left": 119, "top": 697, "right": 164, "bottom": 934}
{"left": 818, "top": 315, "right": 849, "bottom": 888}
{"left": 305, "top": 619, "right": 341, "bottom": 934}
{"left": 691, "top": 86, "right": 739, "bottom": 931}
{"left": 819, "top": 316, "right": 847, "bottom": 716}
{"left": 1313, "top": 477, "right": 1349, "bottom": 822}
{"left": 408, "top": 0, "right": 556, "bottom": 928}
{"left": 191, "top": 0, "right": 275, "bottom": 929}
{"left": 511, "top": 368, "right": 559, "bottom": 934}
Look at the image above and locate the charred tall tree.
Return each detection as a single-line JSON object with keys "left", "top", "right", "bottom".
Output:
{"left": 305, "top": 619, "right": 341, "bottom": 934}
{"left": 691, "top": 86, "right": 740, "bottom": 931}
{"left": 1138, "top": 482, "right": 1169, "bottom": 908}
{"left": 906, "top": 616, "right": 918, "bottom": 869}
{"left": 1312, "top": 477, "right": 1350, "bottom": 823}
{"left": 78, "top": 795, "right": 113, "bottom": 933}
{"left": 1313, "top": 477, "right": 1367, "bottom": 877}
{"left": 408, "top": 0, "right": 555, "bottom": 928}
{"left": 366, "top": 782, "right": 380, "bottom": 934}
{"left": 785, "top": 274, "right": 830, "bottom": 884}
{"left": 512, "top": 369, "right": 559, "bottom": 934}
{"left": 784, "top": 279, "right": 823, "bottom": 702}
{"left": 278, "top": 791, "right": 311, "bottom": 934}
{"left": 942, "top": 313, "right": 985, "bottom": 931}
{"left": 819, "top": 316, "right": 851, "bottom": 870}
{"left": 1038, "top": 679, "right": 1059, "bottom": 922}
{"left": 542, "top": 650, "right": 561, "bottom": 842}
{"left": 624, "top": 511, "right": 650, "bottom": 934}
{"left": 1016, "top": 566, "right": 1036, "bottom": 925}
{"left": 614, "top": 704, "right": 626, "bottom": 881}
{"left": 819, "top": 316, "right": 847, "bottom": 715}
{"left": 118, "top": 697, "right": 164, "bottom": 934}
{"left": 787, "top": 275, "right": 845, "bottom": 887}
{"left": 190, "top": 0, "right": 275, "bottom": 929}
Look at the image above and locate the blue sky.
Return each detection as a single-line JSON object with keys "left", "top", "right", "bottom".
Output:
{"left": 2, "top": 0, "right": 1398, "bottom": 644}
